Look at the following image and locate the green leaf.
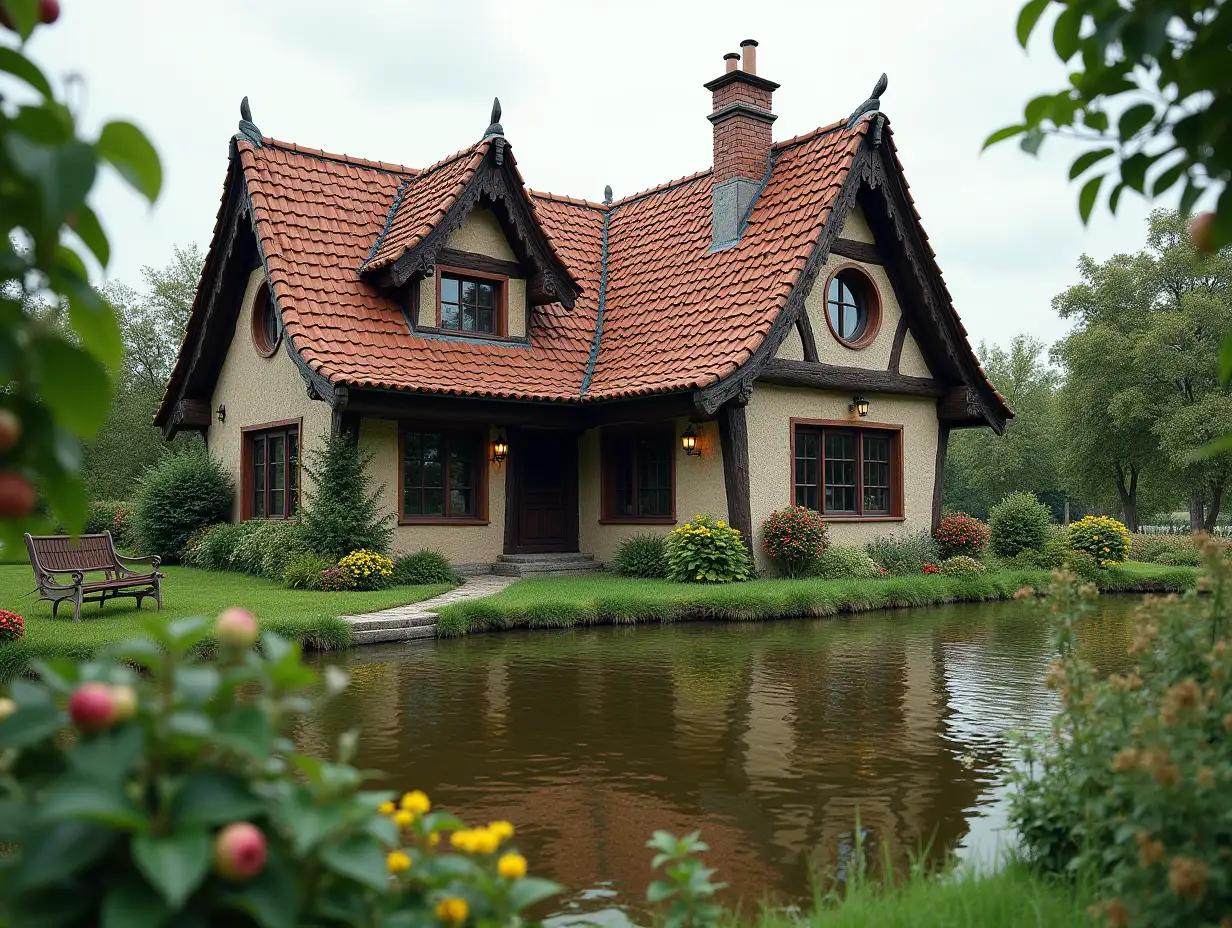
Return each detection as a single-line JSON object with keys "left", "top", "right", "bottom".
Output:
{"left": 508, "top": 877, "right": 564, "bottom": 911}
{"left": 39, "top": 773, "right": 146, "bottom": 830}
{"left": 1023, "top": 94, "right": 1056, "bottom": 125}
{"left": 1052, "top": 6, "right": 1081, "bottom": 60}
{"left": 102, "top": 876, "right": 169, "bottom": 928}
{"left": 99, "top": 637, "right": 165, "bottom": 671}
{"left": 0, "top": 46, "right": 51, "bottom": 97}
{"left": 1083, "top": 109, "right": 1109, "bottom": 132}
{"left": 1108, "top": 181, "right": 1126, "bottom": 214}
{"left": 982, "top": 124, "right": 1027, "bottom": 150}
{"left": 1068, "top": 147, "right": 1114, "bottom": 180}
{"left": 132, "top": 829, "right": 211, "bottom": 910}
{"left": 0, "top": 702, "right": 64, "bottom": 749}
{"left": 167, "top": 711, "right": 214, "bottom": 738}
{"left": 1016, "top": 0, "right": 1050, "bottom": 47}
{"left": 17, "top": 822, "right": 118, "bottom": 890}
{"left": 1078, "top": 174, "right": 1104, "bottom": 224}
{"left": 55, "top": 263, "right": 124, "bottom": 372}
{"left": 223, "top": 853, "right": 299, "bottom": 928}
{"left": 647, "top": 880, "right": 675, "bottom": 904}
{"left": 175, "top": 666, "right": 221, "bottom": 705}
{"left": 1178, "top": 178, "right": 1203, "bottom": 218}
{"left": 215, "top": 704, "right": 273, "bottom": 757}
{"left": 4, "top": 136, "right": 97, "bottom": 225}
{"left": 71, "top": 204, "right": 110, "bottom": 267}
{"left": 167, "top": 616, "right": 211, "bottom": 652}
{"left": 95, "top": 121, "right": 163, "bottom": 203}
{"left": 319, "top": 836, "right": 389, "bottom": 893}
{"left": 29, "top": 337, "right": 112, "bottom": 438}
{"left": 1117, "top": 103, "right": 1155, "bottom": 142}
{"left": 1, "top": 0, "right": 38, "bottom": 39}
{"left": 1192, "top": 432, "right": 1232, "bottom": 461}
{"left": 1020, "top": 128, "right": 1045, "bottom": 155}
{"left": 1119, "top": 152, "right": 1153, "bottom": 193}
{"left": 0, "top": 799, "right": 31, "bottom": 842}
{"left": 67, "top": 724, "right": 144, "bottom": 781}
{"left": 171, "top": 771, "right": 265, "bottom": 828}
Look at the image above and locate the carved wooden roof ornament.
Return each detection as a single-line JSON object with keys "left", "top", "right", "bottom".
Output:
{"left": 845, "top": 74, "right": 888, "bottom": 130}
{"left": 603, "top": 185, "right": 613, "bottom": 206}
{"left": 238, "top": 97, "right": 263, "bottom": 147}
{"left": 483, "top": 98, "right": 504, "bottom": 138}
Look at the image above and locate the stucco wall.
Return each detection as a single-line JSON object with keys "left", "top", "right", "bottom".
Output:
{"left": 208, "top": 266, "right": 332, "bottom": 522}
{"left": 416, "top": 208, "right": 527, "bottom": 337}
{"left": 745, "top": 385, "right": 939, "bottom": 565}
{"left": 359, "top": 418, "right": 508, "bottom": 564}
{"left": 841, "top": 204, "right": 875, "bottom": 243}
{"left": 578, "top": 419, "right": 728, "bottom": 563}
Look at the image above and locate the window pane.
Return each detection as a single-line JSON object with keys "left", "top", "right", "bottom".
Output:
{"left": 288, "top": 430, "right": 299, "bottom": 517}
{"left": 794, "top": 428, "right": 821, "bottom": 512}
{"left": 460, "top": 279, "right": 477, "bottom": 306}
{"left": 609, "top": 437, "right": 635, "bottom": 516}
{"left": 824, "top": 431, "right": 857, "bottom": 513}
{"left": 863, "top": 434, "right": 891, "bottom": 513}
{"left": 636, "top": 435, "right": 672, "bottom": 517}
{"left": 441, "top": 302, "right": 460, "bottom": 330}
{"left": 268, "top": 435, "right": 285, "bottom": 517}
{"left": 478, "top": 283, "right": 495, "bottom": 308}
{"left": 423, "top": 488, "right": 444, "bottom": 515}
{"left": 252, "top": 436, "right": 265, "bottom": 518}
{"left": 461, "top": 304, "right": 476, "bottom": 331}
{"left": 441, "top": 277, "right": 459, "bottom": 303}
{"left": 450, "top": 488, "right": 472, "bottom": 515}
{"left": 478, "top": 308, "right": 494, "bottom": 334}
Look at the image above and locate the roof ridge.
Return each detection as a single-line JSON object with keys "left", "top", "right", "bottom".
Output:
{"left": 611, "top": 167, "right": 712, "bottom": 208}
{"left": 257, "top": 138, "right": 419, "bottom": 175}
{"left": 529, "top": 190, "right": 609, "bottom": 212}
{"left": 411, "top": 138, "right": 490, "bottom": 179}
{"left": 771, "top": 118, "right": 854, "bottom": 153}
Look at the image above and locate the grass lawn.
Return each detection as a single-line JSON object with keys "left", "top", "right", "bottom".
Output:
{"left": 753, "top": 862, "right": 1091, "bottom": 928}
{"left": 434, "top": 562, "right": 1198, "bottom": 637}
{"left": 0, "top": 564, "right": 451, "bottom": 680}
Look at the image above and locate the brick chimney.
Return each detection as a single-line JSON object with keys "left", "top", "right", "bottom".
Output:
{"left": 704, "top": 39, "right": 779, "bottom": 248}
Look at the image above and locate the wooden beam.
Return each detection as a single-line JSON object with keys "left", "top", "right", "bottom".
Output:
{"left": 757, "top": 358, "right": 946, "bottom": 397}
{"left": 937, "top": 386, "right": 988, "bottom": 423}
{"left": 166, "top": 398, "right": 211, "bottom": 437}
{"left": 932, "top": 422, "right": 951, "bottom": 531}
{"left": 718, "top": 403, "right": 753, "bottom": 547}
{"left": 796, "top": 311, "right": 819, "bottom": 363}
{"left": 887, "top": 314, "right": 909, "bottom": 374}
{"left": 830, "top": 238, "right": 882, "bottom": 265}
{"left": 436, "top": 248, "right": 524, "bottom": 281}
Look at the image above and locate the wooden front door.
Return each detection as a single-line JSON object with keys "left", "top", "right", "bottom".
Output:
{"left": 509, "top": 430, "right": 578, "bottom": 553}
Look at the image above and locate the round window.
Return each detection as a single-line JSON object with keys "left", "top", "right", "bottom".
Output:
{"left": 251, "top": 285, "right": 281, "bottom": 356}
{"left": 824, "top": 268, "right": 880, "bottom": 348}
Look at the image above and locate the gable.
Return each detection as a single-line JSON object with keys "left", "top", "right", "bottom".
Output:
{"left": 446, "top": 207, "right": 516, "bottom": 262}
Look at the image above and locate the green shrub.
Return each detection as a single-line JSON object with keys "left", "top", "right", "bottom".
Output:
{"left": 1011, "top": 546, "right": 1232, "bottom": 926}
{"left": 282, "top": 552, "right": 336, "bottom": 589}
{"left": 933, "top": 512, "right": 990, "bottom": 560}
{"left": 0, "top": 614, "right": 561, "bottom": 925}
{"left": 761, "top": 505, "right": 829, "bottom": 578}
{"left": 83, "top": 500, "right": 136, "bottom": 547}
{"left": 865, "top": 530, "right": 939, "bottom": 575}
{"left": 814, "top": 545, "right": 882, "bottom": 580}
{"left": 939, "top": 555, "right": 986, "bottom": 576}
{"left": 988, "top": 492, "right": 1052, "bottom": 559}
{"left": 1062, "top": 549, "right": 1100, "bottom": 582}
{"left": 183, "top": 522, "right": 245, "bottom": 570}
{"left": 1067, "top": 515, "right": 1131, "bottom": 568}
{"left": 666, "top": 513, "right": 752, "bottom": 583}
{"left": 1158, "top": 547, "right": 1203, "bottom": 567}
{"left": 300, "top": 431, "right": 393, "bottom": 560}
{"left": 393, "top": 549, "right": 462, "bottom": 585}
{"left": 611, "top": 533, "right": 669, "bottom": 579}
{"left": 226, "top": 521, "right": 309, "bottom": 579}
{"left": 132, "top": 448, "right": 234, "bottom": 561}
{"left": 336, "top": 549, "right": 395, "bottom": 591}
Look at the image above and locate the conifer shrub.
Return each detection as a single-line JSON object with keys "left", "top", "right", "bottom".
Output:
{"left": 300, "top": 431, "right": 393, "bottom": 560}
{"left": 988, "top": 491, "right": 1053, "bottom": 559}
{"left": 762, "top": 506, "right": 829, "bottom": 578}
{"left": 132, "top": 448, "right": 234, "bottom": 561}
{"left": 392, "top": 549, "right": 462, "bottom": 586}
{"left": 611, "top": 533, "right": 669, "bottom": 579}
{"left": 813, "top": 545, "right": 882, "bottom": 580}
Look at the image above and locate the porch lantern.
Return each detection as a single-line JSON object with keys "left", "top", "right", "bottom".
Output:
{"left": 216, "top": 404, "right": 226, "bottom": 424}
{"left": 851, "top": 396, "right": 870, "bottom": 418}
{"left": 491, "top": 429, "right": 509, "bottom": 464}
{"left": 681, "top": 423, "right": 702, "bottom": 456}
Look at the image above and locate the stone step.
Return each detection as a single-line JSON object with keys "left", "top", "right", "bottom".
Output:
{"left": 351, "top": 624, "right": 437, "bottom": 645}
{"left": 493, "top": 563, "right": 604, "bottom": 579}
{"left": 346, "top": 613, "right": 436, "bottom": 631}
{"left": 497, "top": 552, "right": 597, "bottom": 565}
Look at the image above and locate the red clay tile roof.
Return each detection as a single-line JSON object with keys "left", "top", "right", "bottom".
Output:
{"left": 164, "top": 113, "right": 1010, "bottom": 422}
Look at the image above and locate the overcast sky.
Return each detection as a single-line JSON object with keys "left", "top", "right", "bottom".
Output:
{"left": 30, "top": 0, "right": 1188, "bottom": 353}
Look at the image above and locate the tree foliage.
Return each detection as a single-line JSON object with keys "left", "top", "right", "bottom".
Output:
{"left": 0, "top": 5, "right": 162, "bottom": 548}
{"left": 989, "top": 0, "right": 1230, "bottom": 246}
{"left": 300, "top": 431, "right": 393, "bottom": 560}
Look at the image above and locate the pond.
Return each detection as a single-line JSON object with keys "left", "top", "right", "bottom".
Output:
{"left": 304, "top": 597, "right": 1139, "bottom": 918}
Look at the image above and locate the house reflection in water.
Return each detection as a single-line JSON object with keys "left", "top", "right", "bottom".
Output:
{"left": 302, "top": 597, "right": 1138, "bottom": 911}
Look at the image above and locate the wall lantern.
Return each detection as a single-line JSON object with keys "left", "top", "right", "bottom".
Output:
{"left": 681, "top": 423, "right": 702, "bottom": 456}
{"left": 491, "top": 429, "right": 509, "bottom": 464}
{"left": 216, "top": 404, "right": 226, "bottom": 424}
{"left": 851, "top": 396, "right": 870, "bottom": 418}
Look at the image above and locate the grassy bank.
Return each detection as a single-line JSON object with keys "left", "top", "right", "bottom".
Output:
{"left": 753, "top": 862, "right": 1091, "bottom": 928}
{"left": 435, "top": 562, "right": 1197, "bottom": 637}
{"left": 0, "top": 564, "right": 451, "bottom": 680}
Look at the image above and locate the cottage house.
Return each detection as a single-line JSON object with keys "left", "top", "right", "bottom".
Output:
{"left": 156, "top": 42, "right": 1011, "bottom": 573}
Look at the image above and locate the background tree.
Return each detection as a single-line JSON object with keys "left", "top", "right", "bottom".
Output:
{"left": 944, "top": 336, "right": 1066, "bottom": 519}
{"left": 83, "top": 244, "right": 202, "bottom": 500}
{"left": 988, "top": 0, "right": 1230, "bottom": 247}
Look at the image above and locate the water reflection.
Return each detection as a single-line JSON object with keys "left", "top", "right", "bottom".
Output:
{"left": 306, "top": 597, "right": 1139, "bottom": 913}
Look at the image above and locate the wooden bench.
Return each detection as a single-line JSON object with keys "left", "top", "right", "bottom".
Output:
{"left": 25, "top": 532, "right": 163, "bottom": 622}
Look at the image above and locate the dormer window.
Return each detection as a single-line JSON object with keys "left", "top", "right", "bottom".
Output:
{"left": 439, "top": 271, "right": 502, "bottom": 336}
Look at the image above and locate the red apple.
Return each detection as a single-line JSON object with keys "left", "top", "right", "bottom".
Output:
{"left": 109, "top": 684, "right": 137, "bottom": 721}
{"left": 0, "top": 410, "right": 20, "bottom": 453}
{"left": 68, "top": 683, "right": 117, "bottom": 733}
{"left": 1190, "top": 211, "right": 1216, "bottom": 256}
{"left": 0, "top": 472, "right": 36, "bottom": 519}
{"left": 213, "top": 822, "right": 268, "bottom": 881}
{"left": 38, "top": 0, "right": 58, "bottom": 24}
{"left": 216, "top": 608, "right": 257, "bottom": 649}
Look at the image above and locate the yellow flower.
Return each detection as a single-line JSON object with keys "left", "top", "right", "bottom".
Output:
{"left": 498, "top": 852, "right": 528, "bottom": 879}
{"left": 472, "top": 827, "right": 501, "bottom": 854}
{"left": 489, "top": 821, "right": 515, "bottom": 841}
{"left": 387, "top": 851, "right": 412, "bottom": 873}
{"left": 394, "top": 810, "right": 414, "bottom": 829}
{"left": 429, "top": 831, "right": 441, "bottom": 847}
{"left": 717, "top": 520, "right": 726, "bottom": 527}
{"left": 400, "top": 790, "right": 431, "bottom": 815}
{"left": 378, "top": 801, "right": 396, "bottom": 816}
{"left": 451, "top": 829, "right": 479, "bottom": 853}
{"left": 435, "top": 897, "right": 469, "bottom": 926}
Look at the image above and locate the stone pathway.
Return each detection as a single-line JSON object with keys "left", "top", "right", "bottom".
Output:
{"left": 339, "top": 575, "right": 517, "bottom": 645}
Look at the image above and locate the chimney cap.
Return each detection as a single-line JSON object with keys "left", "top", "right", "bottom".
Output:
{"left": 723, "top": 52, "right": 740, "bottom": 60}
{"left": 739, "top": 38, "right": 759, "bottom": 47}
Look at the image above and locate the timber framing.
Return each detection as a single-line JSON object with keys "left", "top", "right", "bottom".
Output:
{"left": 757, "top": 358, "right": 945, "bottom": 397}
{"left": 830, "top": 238, "right": 882, "bottom": 264}
{"left": 368, "top": 144, "right": 581, "bottom": 310}
{"left": 717, "top": 403, "right": 753, "bottom": 543}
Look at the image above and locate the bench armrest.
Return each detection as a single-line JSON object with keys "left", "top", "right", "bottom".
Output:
{"left": 116, "top": 553, "right": 161, "bottom": 572}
